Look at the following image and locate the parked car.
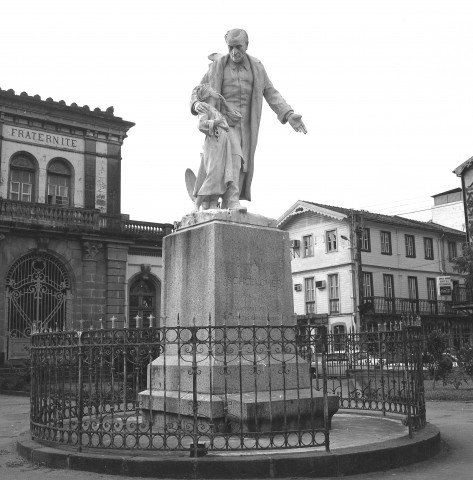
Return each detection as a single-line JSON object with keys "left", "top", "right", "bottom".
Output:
{"left": 422, "top": 352, "right": 459, "bottom": 372}
{"left": 311, "top": 352, "right": 349, "bottom": 378}
{"left": 348, "top": 352, "right": 381, "bottom": 369}
{"left": 442, "top": 352, "right": 458, "bottom": 368}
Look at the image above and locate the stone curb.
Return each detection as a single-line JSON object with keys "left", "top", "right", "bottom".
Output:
{"left": 17, "top": 423, "right": 441, "bottom": 478}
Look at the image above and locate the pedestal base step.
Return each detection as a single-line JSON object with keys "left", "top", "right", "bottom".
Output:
{"left": 138, "top": 388, "right": 339, "bottom": 432}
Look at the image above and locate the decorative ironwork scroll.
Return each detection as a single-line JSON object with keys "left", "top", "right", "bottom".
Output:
{"left": 6, "top": 252, "right": 70, "bottom": 359}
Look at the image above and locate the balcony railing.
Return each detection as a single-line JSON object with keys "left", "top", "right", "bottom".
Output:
{"left": 99, "top": 214, "right": 174, "bottom": 237}
{"left": 0, "top": 198, "right": 99, "bottom": 228}
{"left": 0, "top": 198, "right": 173, "bottom": 238}
{"left": 363, "top": 296, "right": 455, "bottom": 316}
{"left": 452, "top": 285, "right": 473, "bottom": 305}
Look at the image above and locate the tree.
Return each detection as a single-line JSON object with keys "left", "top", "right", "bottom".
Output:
{"left": 424, "top": 330, "right": 451, "bottom": 389}
{"left": 452, "top": 243, "right": 473, "bottom": 289}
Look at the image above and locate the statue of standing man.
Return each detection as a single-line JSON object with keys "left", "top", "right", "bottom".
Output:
{"left": 190, "top": 29, "right": 307, "bottom": 212}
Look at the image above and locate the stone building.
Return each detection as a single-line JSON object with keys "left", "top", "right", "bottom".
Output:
{"left": 0, "top": 88, "right": 172, "bottom": 364}
{"left": 278, "top": 200, "right": 471, "bottom": 345}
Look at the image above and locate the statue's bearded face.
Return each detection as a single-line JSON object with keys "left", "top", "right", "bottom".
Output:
{"left": 226, "top": 33, "right": 248, "bottom": 64}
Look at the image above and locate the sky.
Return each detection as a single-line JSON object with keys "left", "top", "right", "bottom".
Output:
{"left": 2, "top": 0, "right": 473, "bottom": 225}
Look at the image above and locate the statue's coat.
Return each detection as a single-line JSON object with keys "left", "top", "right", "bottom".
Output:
{"left": 191, "top": 54, "right": 293, "bottom": 201}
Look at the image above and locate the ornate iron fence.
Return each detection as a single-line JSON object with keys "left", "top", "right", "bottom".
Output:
{"left": 30, "top": 321, "right": 425, "bottom": 456}
{"left": 308, "top": 328, "right": 426, "bottom": 432}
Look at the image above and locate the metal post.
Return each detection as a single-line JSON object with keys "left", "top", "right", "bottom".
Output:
{"left": 191, "top": 318, "right": 199, "bottom": 458}
{"left": 402, "top": 327, "right": 412, "bottom": 437}
{"left": 322, "top": 328, "right": 330, "bottom": 452}
{"left": 77, "top": 330, "right": 84, "bottom": 452}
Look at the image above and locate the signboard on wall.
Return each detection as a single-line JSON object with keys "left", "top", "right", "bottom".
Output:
{"left": 437, "top": 276, "right": 452, "bottom": 297}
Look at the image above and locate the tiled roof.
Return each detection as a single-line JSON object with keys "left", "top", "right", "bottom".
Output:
{"left": 453, "top": 156, "right": 473, "bottom": 176}
{"left": 297, "top": 200, "right": 465, "bottom": 236}
{"left": 0, "top": 87, "right": 117, "bottom": 119}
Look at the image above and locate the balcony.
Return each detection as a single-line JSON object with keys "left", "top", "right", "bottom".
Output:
{"left": 452, "top": 285, "right": 473, "bottom": 305}
{"left": 0, "top": 198, "right": 173, "bottom": 239}
{"left": 363, "top": 296, "right": 455, "bottom": 316}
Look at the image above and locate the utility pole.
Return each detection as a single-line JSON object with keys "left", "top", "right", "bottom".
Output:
{"left": 351, "top": 211, "right": 365, "bottom": 330}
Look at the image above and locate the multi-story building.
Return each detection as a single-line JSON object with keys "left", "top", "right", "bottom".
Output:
{"left": 278, "top": 200, "right": 471, "bottom": 343}
{"left": 0, "top": 88, "right": 173, "bottom": 364}
{"left": 431, "top": 188, "right": 465, "bottom": 232}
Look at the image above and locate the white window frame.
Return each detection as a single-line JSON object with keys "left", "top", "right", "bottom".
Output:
{"left": 383, "top": 274, "right": 394, "bottom": 298}
{"left": 380, "top": 231, "right": 392, "bottom": 255}
{"left": 405, "top": 234, "right": 416, "bottom": 258}
{"left": 362, "top": 272, "right": 373, "bottom": 298}
{"left": 360, "top": 228, "right": 371, "bottom": 252}
{"left": 326, "top": 230, "right": 337, "bottom": 253}
{"left": 424, "top": 237, "right": 434, "bottom": 260}
{"left": 302, "top": 235, "right": 314, "bottom": 257}
{"left": 332, "top": 323, "right": 346, "bottom": 352}
{"left": 328, "top": 273, "right": 340, "bottom": 314}
{"left": 408, "top": 276, "right": 419, "bottom": 300}
{"left": 427, "top": 278, "right": 437, "bottom": 301}
{"left": 10, "top": 169, "right": 33, "bottom": 202}
{"left": 304, "top": 277, "right": 315, "bottom": 313}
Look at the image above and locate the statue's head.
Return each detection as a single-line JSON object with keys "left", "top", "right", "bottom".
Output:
{"left": 225, "top": 29, "right": 249, "bottom": 64}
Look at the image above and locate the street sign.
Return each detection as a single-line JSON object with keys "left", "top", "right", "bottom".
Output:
{"left": 437, "top": 276, "right": 452, "bottom": 296}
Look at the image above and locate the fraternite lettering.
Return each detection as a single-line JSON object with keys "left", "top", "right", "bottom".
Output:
{"left": 9, "top": 127, "right": 79, "bottom": 149}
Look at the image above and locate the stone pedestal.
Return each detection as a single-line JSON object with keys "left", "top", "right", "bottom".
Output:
{"left": 162, "top": 210, "right": 294, "bottom": 326}
{"left": 139, "top": 210, "right": 339, "bottom": 432}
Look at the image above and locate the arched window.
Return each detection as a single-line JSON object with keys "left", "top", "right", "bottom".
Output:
{"left": 129, "top": 277, "right": 160, "bottom": 328}
{"left": 6, "top": 252, "right": 71, "bottom": 360}
{"left": 332, "top": 324, "right": 346, "bottom": 352}
{"left": 47, "top": 159, "right": 72, "bottom": 206}
{"left": 9, "top": 154, "right": 36, "bottom": 202}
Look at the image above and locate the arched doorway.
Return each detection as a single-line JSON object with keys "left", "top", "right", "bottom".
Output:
{"left": 6, "top": 252, "right": 71, "bottom": 360}
{"left": 128, "top": 276, "right": 161, "bottom": 328}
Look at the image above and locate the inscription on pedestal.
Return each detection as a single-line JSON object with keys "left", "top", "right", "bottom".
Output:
{"left": 163, "top": 217, "right": 294, "bottom": 326}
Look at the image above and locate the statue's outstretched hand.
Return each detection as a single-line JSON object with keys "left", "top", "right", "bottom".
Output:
{"left": 195, "top": 101, "right": 211, "bottom": 114}
{"left": 288, "top": 113, "right": 307, "bottom": 134}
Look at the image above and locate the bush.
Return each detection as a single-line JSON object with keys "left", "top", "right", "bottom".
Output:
{"left": 443, "top": 369, "right": 469, "bottom": 389}
{"left": 457, "top": 346, "right": 473, "bottom": 378}
{"left": 435, "top": 355, "right": 453, "bottom": 380}
{"left": 424, "top": 331, "right": 450, "bottom": 388}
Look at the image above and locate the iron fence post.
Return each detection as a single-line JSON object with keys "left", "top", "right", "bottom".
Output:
{"left": 402, "top": 327, "right": 412, "bottom": 437}
{"left": 379, "top": 330, "right": 386, "bottom": 417}
{"left": 77, "top": 330, "right": 84, "bottom": 452}
{"left": 322, "top": 328, "right": 330, "bottom": 452}
{"left": 191, "top": 320, "right": 199, "bottom": 458}
{"left": 30, "top": 333, "right": 35, "bottom": 440}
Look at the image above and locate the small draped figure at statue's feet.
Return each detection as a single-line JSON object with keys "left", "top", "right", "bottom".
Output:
{"left": 186, "top": 83, "right": 247, "bottom": 214}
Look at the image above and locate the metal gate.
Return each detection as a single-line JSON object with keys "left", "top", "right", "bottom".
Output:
{"left": 6, "top": 252, "right": 70, "bottom": 360}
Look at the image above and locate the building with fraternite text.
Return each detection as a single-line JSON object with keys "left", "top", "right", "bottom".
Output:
{"left": 0, "top": 88, "right": 172, "bottom": 364}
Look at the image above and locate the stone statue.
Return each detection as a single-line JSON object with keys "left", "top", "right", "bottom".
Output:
{"left": 189, "top": 28, "right": 307, "bottom": 212}
{"left": 191, "top": 84, "right": 242, "bottom": 211}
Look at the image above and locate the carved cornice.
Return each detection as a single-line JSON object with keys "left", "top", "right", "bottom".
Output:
{"left": 82, "top": 241, "right": 103, "bottom": 260}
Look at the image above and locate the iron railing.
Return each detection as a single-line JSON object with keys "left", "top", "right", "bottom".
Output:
{"left": 30, "top": 322, "right": 425, "bottom": 456}
{"left": 309, "top": 329, "right": 425, "bottom": 431}
{"left": 364, "top": 296, "right": 455, "bottom": 315}
{"left": 452, "top": 285, "right": 473, "bottom": 305}
{"left": 0, "top": 198, "right": 99, "bottom": 228}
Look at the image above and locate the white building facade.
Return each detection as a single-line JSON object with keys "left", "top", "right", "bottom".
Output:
{"left": 278, "top": 201, "right": 470, "bottom": 340}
